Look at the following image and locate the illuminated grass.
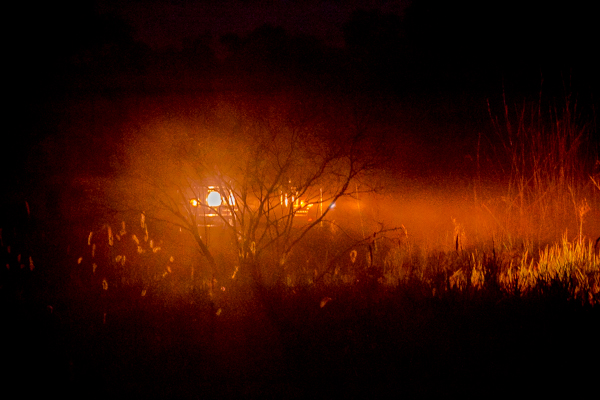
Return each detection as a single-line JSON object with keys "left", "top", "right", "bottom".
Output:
{"left": 512, "top": 234, "right": 600, "bottom": 302}
{"left": 324, "top": 233, "right": 600, "bottom": 305}
{"left": 481, "top": 93, "right": 598, "bottom": 248}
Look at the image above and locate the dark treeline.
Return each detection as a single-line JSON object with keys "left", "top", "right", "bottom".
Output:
{"left": 12, "top": 1, "right": 599, "bottom": 97}
{"left": 8, "top": 1, "right": 598, "bottom": 172}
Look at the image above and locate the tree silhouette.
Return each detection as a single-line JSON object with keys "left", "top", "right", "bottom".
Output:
{"left": 113, "top": 92, "right": 385, "bottom": 288}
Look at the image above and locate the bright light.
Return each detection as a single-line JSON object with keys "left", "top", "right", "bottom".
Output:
{"left": 228, "top": 192, "right": 236, "bottom": 206}
{"left": 206, "top": 191, "right": 222, "bottom": 207}
{"left": 190, "top": 199, "right": 199, "bottom": 207}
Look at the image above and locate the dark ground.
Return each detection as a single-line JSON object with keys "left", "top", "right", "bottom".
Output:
{"left": 4, "top": 277, "right": 599, "bottom": 399}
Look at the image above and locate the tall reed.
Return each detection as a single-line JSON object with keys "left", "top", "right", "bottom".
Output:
{"left": 484, "top": 93, "right": 598, "bottom": 248}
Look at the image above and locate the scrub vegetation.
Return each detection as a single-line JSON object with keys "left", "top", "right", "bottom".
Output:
{"left": 3, "top": 93, "right": 598, "bottom": 398}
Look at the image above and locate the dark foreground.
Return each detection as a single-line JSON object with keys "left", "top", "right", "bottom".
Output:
{"left": 5, "top": 281, "right": 599, "bottom": 399}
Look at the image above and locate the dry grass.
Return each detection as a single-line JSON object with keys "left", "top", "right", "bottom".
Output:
{"left": 480, "top": 93, "right": 599, "bottom": 248}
